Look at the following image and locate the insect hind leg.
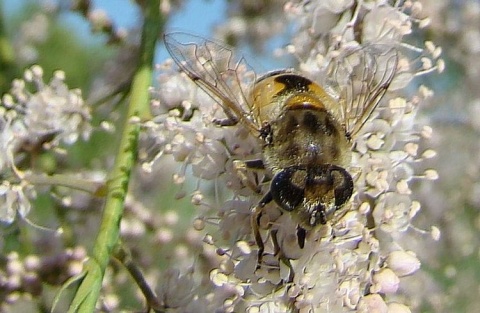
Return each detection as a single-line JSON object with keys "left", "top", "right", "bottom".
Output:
{"left": 251, "top": 191, "right": 273, "bottom": 269}
{"left": 271, "top": 228, "right": 295, "bottom": 282}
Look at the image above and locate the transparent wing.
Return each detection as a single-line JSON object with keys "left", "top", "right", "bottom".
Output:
{"left": 329, "top": 45, "right": 398, "bottom": 139}
{"left": 164, "top": 32, "right": 260, "bottom": 134}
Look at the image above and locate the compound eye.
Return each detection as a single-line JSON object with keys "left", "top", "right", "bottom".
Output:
{"left": 270, "top": 165, "right": 354, "bottom": 226}
{"left": 270, "top": 167, "right": 306, "bottom": 212}
{"left": 327, "top": 165, "right": 354, "bottom": 208}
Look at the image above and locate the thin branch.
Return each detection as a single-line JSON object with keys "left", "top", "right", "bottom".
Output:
{"left": 113, "top": 245, "right": 164, "bottom": 312}
{"left": 24, "top": 172, "right": 105, "bottom": 195}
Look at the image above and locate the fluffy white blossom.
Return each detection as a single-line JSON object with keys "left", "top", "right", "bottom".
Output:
{"left": 146, "top": 1, "right": 440, "bottom": 311}
{"left": 0, "top": 65, "right": 91, "bottom": 223}
{"left": 6, "top": 66, "right": 91, "bottom": 145}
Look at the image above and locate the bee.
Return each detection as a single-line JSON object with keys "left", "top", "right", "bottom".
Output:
{"left": 164, "top": 32, "right": 398, "bottom": 266}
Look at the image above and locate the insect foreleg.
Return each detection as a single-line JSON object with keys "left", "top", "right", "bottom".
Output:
{"left": 213, "top": 116, "right": 238, "bottom": 126}
{"left": 233, "top": 159, "right": 265, "bottom": 194}
{"left": 296, "top": 226, "right": 307, "bottom": 249}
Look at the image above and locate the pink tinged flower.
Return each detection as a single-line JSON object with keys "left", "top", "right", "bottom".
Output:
{"left": 388, "top": 302, "right": 412, "bottom": 313}
{"left": 157, "top": 268, "right": 196, "bottom": 308}
{"left": 386, "top": 250, "right": 421, "bottom": 277}
{"left": 372, "top": 268, "right": 400, "bottom": 294}
{"left": 362, "top": 7, "right": 412, "bottom": 43}
{"left": 358, "top": 293, "right": 388, "bottom": 313}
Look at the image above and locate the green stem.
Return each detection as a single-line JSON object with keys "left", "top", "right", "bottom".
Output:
{"left": 0, "top": 1, "right": 18, "bottom": 94}
{"left": 67, "top": 1, "right": 161, "bottom": 311}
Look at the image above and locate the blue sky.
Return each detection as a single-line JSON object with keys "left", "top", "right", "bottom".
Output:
{"left": 94, "top": 0, "right": 227, "bottom": 35}
{"left": 5, "top": 0, "right": 288, "bottom": 70}
{"left": 5, "top": 0, "right": 226, "bottom": 60}
{"left": 91, "top": 0, "right": 286, "bottom": 68}
{"left": 93, "top": 0, "right": 228, "bottom": 63}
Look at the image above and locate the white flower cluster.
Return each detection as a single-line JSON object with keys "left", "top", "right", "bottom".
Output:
{"left": 213, "top": 0, "right": 288, "bottom": 51}
{"left": 0, "top": 65, "right": 91, "bottom": 223}
{"left": 147, "top": 1, "right": 441, "bottom": 312}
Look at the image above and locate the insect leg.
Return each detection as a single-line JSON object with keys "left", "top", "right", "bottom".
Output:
{"left": 243, "top": 159, "right": 265, "bottom": 169}
{"left": 296, "top": 226, "right": 306, "bottom": 249}
{"left": 270, "top": 228, "right": 281, "bottom": 256}
{"left": 233, "top": 159, "right": 265, "bottom": 194}
{"left": 212, "top": 101, "right": 243, "bottom": 126}
{"left": 251, "top": 191, "right": 273, "bottom": 269}
{"left": 213, "top": 116, "right": 238, "bottom": 126}
{"left": 271, "top": 228, "right": 295, "bottom": 282}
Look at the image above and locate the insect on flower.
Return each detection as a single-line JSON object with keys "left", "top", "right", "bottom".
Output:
{"left": 164, "top": 32, "right": 398, "bottom": 267}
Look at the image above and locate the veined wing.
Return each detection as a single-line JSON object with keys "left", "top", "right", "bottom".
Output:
{"left": 329, "top": 44, "right": 398, "bottom": 140}
{"left": 164, "top": 32, "right": 260, "bottom": 134}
